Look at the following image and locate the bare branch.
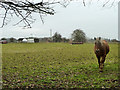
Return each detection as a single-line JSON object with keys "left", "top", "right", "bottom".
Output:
{"left": 1, "top": 8, "right": 8, "bottom": 28}
{"left": 39, "top": 13, "right": 44, "bottom": 24}
{"left": 0, "top": 0, "right": 118, "bottom": 28}
{"left": 0, "top": 0, "right": 59, "bottom": 28}
{"left": 110, "top": 0, "right": 115, "bottom": 7}
{"left": 13, "top": 12, "right": 32, "bottom": 27}
{"left": 103, "top": 0, "right": 111, "bottom": 7}
{"left": 83, "top": 0, "right": 86, "bottom": 6}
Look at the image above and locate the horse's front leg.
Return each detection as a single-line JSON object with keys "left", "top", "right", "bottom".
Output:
{"left": 99, "top": 55, "right": 106, "bottom": 72}
{"left": 97, "top": 56, "right": 100, "bottom": 68}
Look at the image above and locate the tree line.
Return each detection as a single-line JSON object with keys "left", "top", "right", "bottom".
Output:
{"left": 52, "top": 29, "right": 86, "bottom": 43}
{"left": 0, "top": 29, "right": 118, "bottom": 43}
{"left": 0, "top": 29, "right": 86, "bottom": 43}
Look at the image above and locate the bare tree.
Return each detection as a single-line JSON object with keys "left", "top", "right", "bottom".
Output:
{"left": 0, "top": 0, "right": 118, "bottom": 28}
{"left": 0, "top": 0, "right": 68, "bottom": 28}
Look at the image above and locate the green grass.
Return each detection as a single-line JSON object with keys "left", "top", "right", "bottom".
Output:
{"left": 2, "top": 43, "right": 119, "bottom": 88}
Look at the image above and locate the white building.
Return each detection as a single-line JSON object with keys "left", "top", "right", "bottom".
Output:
{"left": 27, "top": 39, "right": 34, "bottom": 43}
{"left": 22, "top": 38, "right": 27, "bottom": 43}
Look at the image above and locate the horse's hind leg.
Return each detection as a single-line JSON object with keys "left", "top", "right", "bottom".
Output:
{"left": 99, "top": 56, "right": 106, "bottom": 72}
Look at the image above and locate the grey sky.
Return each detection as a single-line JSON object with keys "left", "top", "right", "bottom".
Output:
{"left": 0, "top": 1, "right": 118, "bottom": 40}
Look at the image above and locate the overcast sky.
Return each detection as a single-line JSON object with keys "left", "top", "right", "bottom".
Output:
{"left": 0, "top": 1, "right": 118, "bottom": 40}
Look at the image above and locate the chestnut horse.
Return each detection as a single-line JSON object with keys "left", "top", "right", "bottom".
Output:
{"left": 94, "top": 37, "right": 110, "bottom": 72}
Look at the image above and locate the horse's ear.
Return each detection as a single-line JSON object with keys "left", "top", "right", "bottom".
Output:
{"left": 99, "top": 37, "right": 101, "bottom": 40}
{"left": 94, "top": 37, "right": 96, "bottom": 40}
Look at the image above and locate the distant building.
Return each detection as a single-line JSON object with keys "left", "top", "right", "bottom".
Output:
{"left": 27, "top": 38, "right": 34, "bottom": 43}
{"left": 17, "top": 37, "right": 53, "bottom": 43}
{"left": 18, "top": 37, "right": 35, "bottom": 43}
{"left": 34, "top": 38, "right": 39, "bottom": 43}
{"left": 18, "top": 38, "right": 24, "bottom": 43}
{"left": 9, "top": 37, "right": 17, "bottom": 43}
{"left": 39, "top": 37, "right": 50, "bottom": 42}
{"left": 22, "top": 38, "right": 27, "bottom": 43}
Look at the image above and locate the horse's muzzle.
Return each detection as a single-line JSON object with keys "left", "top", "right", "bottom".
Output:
{"left": 95, "top": 49, "right": 100, "bottom": 54}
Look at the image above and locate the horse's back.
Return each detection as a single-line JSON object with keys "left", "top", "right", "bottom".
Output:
{"left": 102, "top": 40, "right": 109, "bottom": 55}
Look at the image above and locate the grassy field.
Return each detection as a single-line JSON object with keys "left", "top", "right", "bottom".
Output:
{"left": 2, "top": 43, "right": 119, "bottom": 88}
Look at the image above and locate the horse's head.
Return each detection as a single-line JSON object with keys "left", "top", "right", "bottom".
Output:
{"left": 94, "top": 37, "right": 102, "bottom": 54}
